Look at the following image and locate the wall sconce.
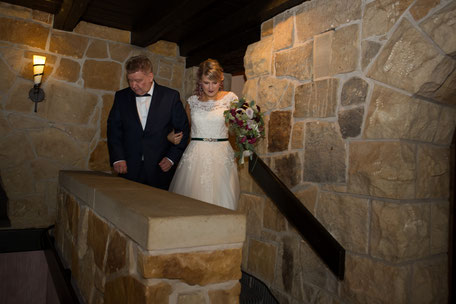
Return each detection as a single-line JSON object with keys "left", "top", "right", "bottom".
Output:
{"left": 29, "top": 55, "right": 46, "bottom": 112}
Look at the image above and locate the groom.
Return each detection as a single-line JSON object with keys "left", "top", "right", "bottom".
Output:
{"left": 107, "top": 55, "right": 189, "bottom": 190}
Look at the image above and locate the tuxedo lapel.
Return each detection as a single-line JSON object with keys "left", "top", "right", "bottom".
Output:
{"left": 145, "top": 83, "right": 162, "bottom": 131}
{"left": 127, "top": 89, "right": 142, "bottom": 128}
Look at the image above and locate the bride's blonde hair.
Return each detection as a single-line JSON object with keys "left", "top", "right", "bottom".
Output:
{"left": 195, "top": 59, "right": 224, "bottom": 97}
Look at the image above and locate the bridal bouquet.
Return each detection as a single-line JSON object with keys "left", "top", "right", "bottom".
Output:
{"left": 224, "top": 98, "right": 265, "bottom": 164}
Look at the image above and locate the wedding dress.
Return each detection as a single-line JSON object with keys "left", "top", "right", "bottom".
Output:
{"left": 169, "top": 92, "right": 240, "bottom": 210}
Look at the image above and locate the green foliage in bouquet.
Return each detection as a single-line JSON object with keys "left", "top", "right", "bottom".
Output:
{"left": 224, "top": 98, "right": 265, "bottom": 164}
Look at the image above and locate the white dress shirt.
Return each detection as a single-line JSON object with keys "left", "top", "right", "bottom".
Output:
{"left": 136, "top": 83, "right": 154, "bottom": 130}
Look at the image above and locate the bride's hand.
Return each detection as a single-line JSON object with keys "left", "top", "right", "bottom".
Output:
{"left": 167, "top": 130, "right": 183, "bottom": 145}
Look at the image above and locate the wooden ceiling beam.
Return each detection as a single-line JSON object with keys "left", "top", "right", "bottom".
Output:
{"left": 179, "top": 0, "right": 305, "bottom": 56}
{"left": 131, "top": 0, "right": 218, "bottom": 47}
{"left": 54, "top": 0, "right": 91, "bottom": 31}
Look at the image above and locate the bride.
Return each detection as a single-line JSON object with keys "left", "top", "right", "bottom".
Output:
{"left": 168, "top": 59, "right": 240, "bottom": 210}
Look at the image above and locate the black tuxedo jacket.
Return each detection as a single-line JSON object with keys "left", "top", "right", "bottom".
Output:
{"left": 107, "top": 82, "right": 189, "bottom": 189}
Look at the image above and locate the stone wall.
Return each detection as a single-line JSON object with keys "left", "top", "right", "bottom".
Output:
{"left": 240, "top": 0, "right": 456, "bottom": 303}
{"left": 56, "top": 171, "right": 245, "bottom": 304}
{"left": 0, "top": 2, "right": 186, "bottom": 228}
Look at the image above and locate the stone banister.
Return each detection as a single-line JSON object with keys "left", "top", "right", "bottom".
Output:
{"left": 55, "top": 170, "right": 246, "bottom": 303}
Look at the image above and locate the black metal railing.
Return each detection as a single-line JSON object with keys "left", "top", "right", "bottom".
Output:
{"left": 248, "top": 153, "right": 345, "bottom": 280}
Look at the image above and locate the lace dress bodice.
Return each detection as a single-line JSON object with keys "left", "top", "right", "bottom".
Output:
{"left": 187, "top": 92, "right": 237, "bottom": 139}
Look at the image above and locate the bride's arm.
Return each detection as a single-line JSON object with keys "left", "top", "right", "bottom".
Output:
{"left": 167, "top": 103, "right": 191, "bottom": 145}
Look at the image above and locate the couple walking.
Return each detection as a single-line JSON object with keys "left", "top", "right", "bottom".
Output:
{"left": 107, "top": 55, "right": 239, "bottom": 210}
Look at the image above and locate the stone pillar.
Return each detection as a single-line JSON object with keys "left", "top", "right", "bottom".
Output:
{"left": 55, "top": 171, "right": 246, "bottom": 304}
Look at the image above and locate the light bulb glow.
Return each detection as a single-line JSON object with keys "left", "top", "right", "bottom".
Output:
{"left": 33, "top": 55, "right": 46, "bottom": 85}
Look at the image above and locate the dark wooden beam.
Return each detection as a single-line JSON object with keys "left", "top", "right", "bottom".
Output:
{"left": 54, "top": 0, "right": 91, "bottom": 31}
{"left": 131, "top": 0, "right": 218, "bottom": 47}
{"left": 180, "top": 0, "right": 306, "bottom": 56}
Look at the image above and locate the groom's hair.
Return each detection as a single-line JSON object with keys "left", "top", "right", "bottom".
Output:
{"left": 126, "top": 55, "right": 153, "bottom": 74}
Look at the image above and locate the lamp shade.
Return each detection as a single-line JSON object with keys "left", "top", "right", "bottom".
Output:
{"left": 33, "top": 55, "right": 46, "bottom": 85}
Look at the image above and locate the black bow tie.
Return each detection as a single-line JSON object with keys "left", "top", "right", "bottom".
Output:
{"left": 135, "top": 93, "right": 151, "bottom": 97}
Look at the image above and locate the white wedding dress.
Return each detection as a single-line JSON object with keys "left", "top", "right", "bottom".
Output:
{"left": 169, "top": 92, "right": 240, "bottom": 210}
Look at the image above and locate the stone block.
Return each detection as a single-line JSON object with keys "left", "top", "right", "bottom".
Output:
{"left": 0, "top": 132, "right": 35, "bottom": 168}
{"left": 342, "top": 254, "right": 409, "bottom": 304}
{"left": 273, "top": 11, "right": 294, "bottom": 51}
{"left": 0, "top": 58, "right": 15, "bottom": 94}
{"left": 421, "top": 1, "right": 456, "bottom": 56}
{"left": 434, "top": 106, "right": 456, "bottom": 145}
{"left": 424, "top": 63, "right": 456, "bottom": 106}
{"left": 313, "top": 30, "right": 332, "bottom": 79}
{"left": 291, "top": 121, "right": 304, "bottom": 149}
{"left": 338, "top": 106, "right": 364, "bottom": 139}
{"left": 330, "top": 24, "right": 359, "bottom": 75}
{"left": 367, "top": 19, "right": 455, "bottom": 97}
{"left": 109, "top": 42, "right": 132, "bottom": 62}
{"left": 105, "top": 229, "right": 127, "bottom": 274}
{"left": 410, "top": 0, "right": 441, "bottom": 21}
{"left": 417, "top": 145, "right": 450, "bottom": 199}
{"left": 341, "top": 77, "right": 368, "bottom": 106}
{"left": 263, "top": 198, "right": 287, "bottom": 232}
{"left": 8, "top": 194, "right": 51, "bottom": 228}
{"left": 295, "top": 0, "right": 361, "bottom": 42}
{"left": 257, "top": 76, "right": 291, "bottom": 112}
{"left": 303, "top": 121, "right": 346, "bottom": 183}
{"left": 171, "top": 63, "right": 185, "bottom": 90}
{"left": 244, "top": 36, "right": 273, "bottom": 78}
{"left": 371, "top": 200, "right": 430, "bottom": 262}
{"left": 1, "top": 164, "right": 35, "bottom": 195}
{"left": 361, "top": 40, "right": 381, "bottom": 71}
{"left": 262, "top": 19, "right": 274, "bottom": 38}
{"left": 86, "top": 40, "right": 108, "bottom": 59}
{"left": 158, "top": 59, "right": 173, "bottom": 80}
{"left": 0, "top": 2, "right": 32, "bottom": 19}
{"left": 294, "top": 79, "right": 338, "bottom": 119}
{"left": 275, "top": 42, "right": 313, "bottom": 80}
{"left": 32, "top": 10, "right": 52, "bottom": 24}
{"left": 364, "top": 85, "right": 440, "bottom": 141}
{"left": 104, "top": 276, "right": 172, "bottom": 304}
{"left": 0, "top": 17, "right": 49, "bottom": 49}
{"left": 316, "top": 192, "right": 369, "bottom": 253}
{"left": 242, "top": 78, "right": 258, "bottom": 102}
{"left": 272, "top": 152, "right": 302, "bottom": 188}
{"left": 431, "top": 201, "right": 449, "bottom": 254}
{"left": 410, "top": 257, "right": 448, "bottom": 303}
{"left": 29, "top": 127, "right": 88, "bottom": 168}
{"left": 348, "top": 141, "right": 415, "bottom": 199}
{"left": 82, "top": 60, "right": 122, "bottom": 91}
{"left": 54, "top": 58, "right": 80, "bottom": 82}
{"left": 247, "top": 239, "right": 277, "bottom": 284}
{"left": 237, "top": 193, "right": 264, "bottom": 238}
{"left": 177, "top": 291, "right": 206, "bottom": 304}
{"left": 298, "top": 239, "right": 337, "bottom": 292}
{"left": 6, "top": 113, "right": 46, "bottom": 130}
{"left": 267, "top": 111, "right": 291, "bottom": 152}
{"left": 89, "top": 140, "right": 111, "bottom": 172}
{"left": 138, "top": 248, "right": 242, "bottom": 286}
{"left": 53, "top": 123, "right": 97, "bottom": 143}
{"left": 208, "top": 283, "right": 241, "bottom": 304}
{"left": 4, "top": 79, "right": 36, "bottom": 113}
{"left": 362, "top": 0, "right": 413, "bottom": 38}
{"left": 74, "top": 21, "right": 130, "bottom": 44}
{"left": 146, "top": 40, "right": 179, "bottom": 57}
{"left": 87, "top": 210, "right": 111, "bottom": 269}
{"left": 50, "top": 31, "right": 89, "bottom": 58}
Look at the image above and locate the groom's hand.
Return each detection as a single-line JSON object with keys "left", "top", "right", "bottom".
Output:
{"left": 159, "top": 157, "right": 173, "bottom": 172}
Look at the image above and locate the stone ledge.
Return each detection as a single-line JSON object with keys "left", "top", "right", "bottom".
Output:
{"left": 59, "top": 170, "right": 246, "bottom": 250}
